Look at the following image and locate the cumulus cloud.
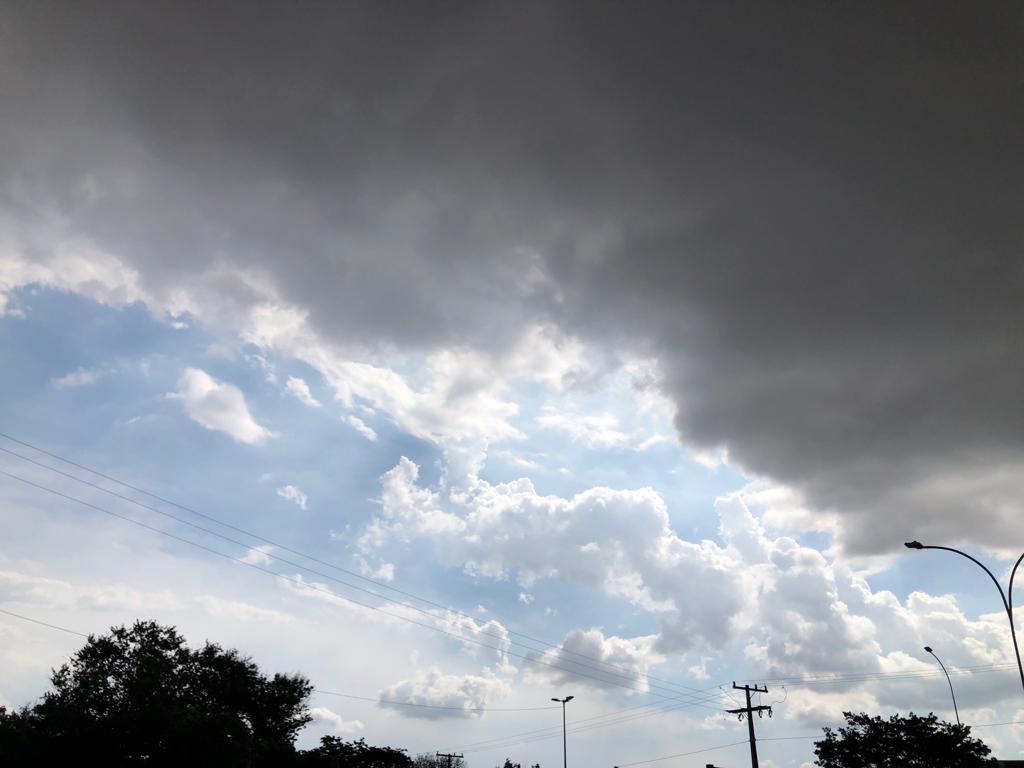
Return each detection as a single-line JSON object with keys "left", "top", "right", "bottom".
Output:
{"left": 525, "top": 628, "right": 660, "bottom": 692}
{"left": 169, "top": 368, "right": 274, "bottom": 444}
{"left": 276, "top": 485, "right": 308, "bottom": 510}
{"left": 378, "top": 667, "right": 511, "bottom": 720}
{"left": 285, "top": 375, "right": 321, "bottom": 407}
{"left": 364, "top": 457, "right": 745, "bottom": 653}
{"left": 2, "top": 3, "right": 1021, "bottom": 552}
{"left": 359, "top": 459, "right": 1024, "bottom": 719}
{"left": 308, "top": 706, "right": 364, "bottom": 734}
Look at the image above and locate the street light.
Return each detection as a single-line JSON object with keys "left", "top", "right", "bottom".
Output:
{"left": 552, "top": 695, "right": 574, "bottom": 768}
{"left": 923, "top": 645, "right": 961, "bottom": 726}
{"left": 904, "top": 541, "right": 1024, "bottom": 694}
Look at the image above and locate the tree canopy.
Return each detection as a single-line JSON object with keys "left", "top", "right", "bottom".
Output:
{"left": 413, "top": 753, "right": 465, "bottom": 768}
{"left": 814, "top": 711, "right": 997, "bottom": 768}
{"left": 0, "top": 620, "right": 312, "bottom": 767}
{"left": 302, "top": 736, "right": 413, "bottom": 767}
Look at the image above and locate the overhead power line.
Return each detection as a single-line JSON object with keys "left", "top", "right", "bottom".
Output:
{"left": 0, "top": 607, "right": 89, "bottom": 637}
{"left": 741, "top": 663, "right": 1018, "bottom": 687}
{"left": 0, "top": 433, "right": 718, "bottom": 701}
{"left": 316, "top": 690, "right": 559, "bottom": 713}
{"left": 0, "top": 608, "right": 729, "bottom": 743}
{"left": 462, "top": 703, "right": 691, "bottom": 752}
{"left": 0, "top": 467, "right": 730, "bottom": 710}
{"left": 459, "top": 686, "right": 733, "bottom": 753}
{"left": 0, "top": 608, "right": 558, "bottom": 714}
{"left": 614, "top": 739, "right": 749, "bottom": 767}
{"left": 0, "top": 447, "right": 692, "bottom": 696}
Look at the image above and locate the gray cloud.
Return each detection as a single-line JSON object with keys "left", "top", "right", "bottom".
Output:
{"left": 2, "top": 2, "right": 1023, "bottom": 550}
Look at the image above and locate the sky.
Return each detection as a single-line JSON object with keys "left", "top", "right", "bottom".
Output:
{"left": 1, "top": 2, "right": 1023, "bottom": 766}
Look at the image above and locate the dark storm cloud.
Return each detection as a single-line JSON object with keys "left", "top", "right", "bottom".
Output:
{"left": 2, "top": 1, "right": 1023, "bottom": 550}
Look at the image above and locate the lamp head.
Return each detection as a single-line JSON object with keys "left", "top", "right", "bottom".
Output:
{"left": 566, "top": 695, "right": 574, "bottom": 702}
{"left": 551, "top": 698, "right": 559, "bottom": 702}
{"left": 924, "top": 646, "right": 933, "bottom": 653}
{"left": 905, "top": 541, "right": 924, "bottom": 550}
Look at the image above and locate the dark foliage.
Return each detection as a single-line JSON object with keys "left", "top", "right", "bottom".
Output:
{"left": 0, "top": 620, "right": 312, "bottom": 767}
{"left": 413, "top": 753, "right": 465, "bottom": 768}
{"left": 814, "top": 711, "right": 997, "bottom": 767}
{"left": 300, "top": 736, "right": 413, "bottom": 767}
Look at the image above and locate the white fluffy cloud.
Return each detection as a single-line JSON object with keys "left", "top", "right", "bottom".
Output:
{"left": 285, "top": 375, "right": 321, "bottom": 407}
{"left": 525, "top": 628, "right": 660, "bottom": 692}
{"left": 169, "top": 368, "right": 274, "bottom": 444}
{"left": 378, "top": 667, "right": 511, "bottom": 720}
{"left": 364, "top": 457, "right": 744, "bottom": 653}
{"left": 308, "top": 706, "right": 364, "bottom": 734}
{"left": 358, "top": 459, "right": 1024, "bottom": 725}
{"left": 277, "top": 485, "right": 309, "bottom": 511}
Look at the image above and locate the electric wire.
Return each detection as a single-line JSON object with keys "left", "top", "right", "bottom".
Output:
{"left": 0, "top": 446, "right": 695, "bottom": 698}
{"left": 0, "top": 607, "right": 89, "bottom": 637}
{"left": 315, "top": 692, "right": 561, "bottom": 716}
{"left": 0, "top": 607, "right": 562, "bottom": 714}
{"left": 459, "top": 687, "right": 732, "bottom": 752}
{"left": 8, "top": 441, "right": 1015, "bottom": 726}
{"left": 463, "top": 699, "right": 730, "bottom": 753}
{"left": 0, "top": 434, "right": 721, "bottom": 700}
{"left": 460, "top": 663, "right": 1024, "bottom": 752}
{"left": 5, "top": 447, "right": 1023, "bottom": 757}
{"left": 9, "top": 448, "right": 1022, "bottom": 749}
{"left": 746, "top": 663, "right": 1018, "bottom": 687}
{"left": 458, "top": 697, "right": 696, "bottom": 749}
{"left": 8, "top": 601, "right": 1024, "bottom": 763}
{"left": 614, "top": 739, "right": 749, "bottom": 766}
{"left": 0, "top": 468, "right": 731, "bottom": 708}
{"left": 615, "top": 735, "right": 826, "bottom": 767}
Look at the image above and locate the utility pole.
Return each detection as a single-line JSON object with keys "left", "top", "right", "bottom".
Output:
{"left": 436, "top": 752, "right": 463, "bottom": 768}
{"left": 727, "top": 682, "right": 771, "bottom": 768}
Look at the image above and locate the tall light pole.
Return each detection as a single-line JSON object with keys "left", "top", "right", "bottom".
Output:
{"left": 551, "top": 695, "right": 574, "bottom": 768}
{"left": 905, "top": 541, "right": 1024, "bottom": 695}
{"left": 923, "top": 645, "right": 961, "bottom": 726}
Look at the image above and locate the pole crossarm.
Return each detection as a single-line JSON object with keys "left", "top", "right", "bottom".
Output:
{"left": 436, "top": 752, "right": 464, "bottom": 768}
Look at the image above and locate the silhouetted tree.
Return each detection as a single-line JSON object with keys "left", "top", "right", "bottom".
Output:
{"left": 814, "top": 711, "right": 997, "bottom": 767}
{"left": 0, "top": 621, "right": 312, "bottom": 767}
{"left": 300, "top": 736, "right": 413, "bottom": 767}
{"left": 413, "top": 753, "right": 465, "bottom": 768}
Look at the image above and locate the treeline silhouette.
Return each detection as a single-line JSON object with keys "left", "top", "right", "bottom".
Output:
{"left": 0, "top": 621, "right": 511, "bottom": 767}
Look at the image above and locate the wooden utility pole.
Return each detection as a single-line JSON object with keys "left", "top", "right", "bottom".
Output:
{"left": 436, "top": 752, "right": 463, "bottom": 768}
{"left": 726, "top": 682, "right": 771, "bottom": 768}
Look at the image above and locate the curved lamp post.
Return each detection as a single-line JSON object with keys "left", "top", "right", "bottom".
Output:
{"left": 552, "top": 695, "right": 574, "bottom": 768}
{"left": 923, "top": 645, "right": 961, "bottom": 726}
{"left": 905, "top": 541, "right": 1024, "bottom": 695}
